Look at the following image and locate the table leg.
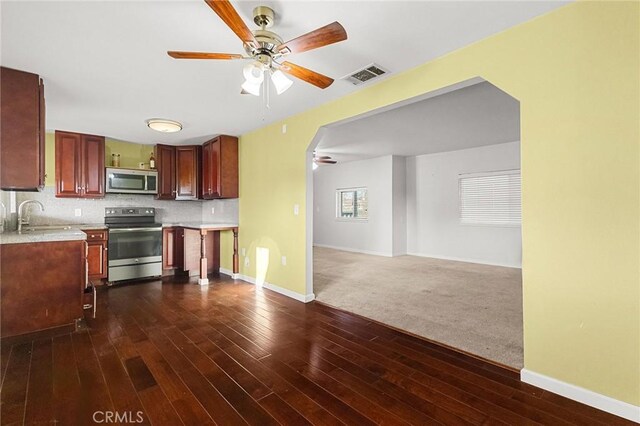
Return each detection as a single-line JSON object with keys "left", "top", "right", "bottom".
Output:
{"left": 233, "top": 228, "right": 239, "bottom": 276}
{"left": 198, "top": 229, "right": 209, "bottom": 285}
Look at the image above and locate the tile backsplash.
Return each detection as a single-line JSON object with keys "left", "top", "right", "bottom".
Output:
{"left": 4, "top": 187, "right": 238, "bottom": 229}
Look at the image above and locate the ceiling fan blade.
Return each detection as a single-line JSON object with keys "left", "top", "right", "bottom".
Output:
{"left": 280, "top": 61, "right": 334, "bottom": 89}
{"left": 204, "top": 0, "right": 257, "bottom": 45}
{"left": 168, "top": 51, "right": 243, "bottom": 60}
{"left": 314, "top": 155, "right": 332, "bottom": 160}
{"left": 314, "top": 159, "right": 337, "bottom": 164}
{"left": 277, "top": 21, "right": 347, "bottom": 55}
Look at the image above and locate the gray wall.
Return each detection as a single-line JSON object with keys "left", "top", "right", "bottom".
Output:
{"left": 406, "top": 141, "right": 521, "bottom": 267}
{"left": 314, "top": 142, "right": 522, "bottom": 267}
{"left": 392, "top": 155, "right": 407, "bottom": 256}
{"left": 313, "top": 155, "right": 396, "bottom": 256}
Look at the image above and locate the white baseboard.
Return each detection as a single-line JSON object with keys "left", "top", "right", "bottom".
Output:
{"left": 520, "top": 369, "right": 640, "bottom": 423}
{"left": 406, "top": 251, "right": 522, "bottom": 269}
{"left": 313, "top": 243, "right": 393, "bottom": 257}
{"left": 219, "top": 268, "right": 315, "bottom": 303}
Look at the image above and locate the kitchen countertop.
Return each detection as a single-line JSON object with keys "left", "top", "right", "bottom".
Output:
{"left": 74, "top": 223, "right": 109, "bottom": 230}
{"left": 0, "top": 228, "right": 87, "bottom": 245}
{"left": 0, "top": 222, "right": 238, "bottom": 244}
{"left": 162, "top": 222, "right": 239, "bottom": 229}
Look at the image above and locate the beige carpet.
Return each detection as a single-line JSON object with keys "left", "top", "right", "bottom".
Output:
{"left": 313, "top": 247, "right": 523, "bottom": 369}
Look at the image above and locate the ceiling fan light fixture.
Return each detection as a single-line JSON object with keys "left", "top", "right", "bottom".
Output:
{"left": 146, "top": 118, "right": 182, "bottom": 133}
{"left": 243, "top": 62, "right": 265, "bottom": 84}
{"left": 241, "top": 79, "right": 262, "bottom": 96}
{"left": 271, "top": 70, "right": 293, "bottom": 95}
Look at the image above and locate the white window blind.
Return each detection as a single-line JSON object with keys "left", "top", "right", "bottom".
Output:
{"left": 459, "top": 170, "right": 521, "bottom": 226}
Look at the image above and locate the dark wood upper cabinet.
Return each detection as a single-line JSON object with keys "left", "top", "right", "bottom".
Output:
{"left": 175, "top": 145, "right": 200, "bottom": 200}
{"left": 55, "top": 131, "right": 104, "bottom": 198}
{"left": 201, "top": 135, "right": 238, "bottom": 199}
{"left": 0, "top": 67, "right": 46, "bottom": 191}
{"left": 82, "top": 135, "right": 105, "bottom": 197}
{"left": 155, "top": 144, "right": 176, "bottom": 200}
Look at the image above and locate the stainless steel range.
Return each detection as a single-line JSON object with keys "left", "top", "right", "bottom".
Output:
{"left": 105, "top": 207, "right": 162, "bottom": 282}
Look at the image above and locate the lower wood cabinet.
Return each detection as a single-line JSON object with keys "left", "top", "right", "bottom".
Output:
{"left": 84, "top": 229, "right": 108, "bottom": 280}
{"left": 0, "top": 240, "right": 85, "bottom": 339}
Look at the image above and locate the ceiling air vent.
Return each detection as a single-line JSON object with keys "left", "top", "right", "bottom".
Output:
{"left": 342, "top": 63, "right": 389, "bottom": 85}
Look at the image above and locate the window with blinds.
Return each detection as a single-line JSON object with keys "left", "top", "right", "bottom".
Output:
{"left": 459, "top": 170, "right": 521, "bottom": 226}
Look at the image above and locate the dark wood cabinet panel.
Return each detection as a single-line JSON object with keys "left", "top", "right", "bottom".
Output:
{"left": 201, "top": 135, "right": 238, "bottom": 199}
{"left": 0, "top": 67, "right": 46, "bottom": 191}
{"left": 0, "top": 240, "right": 84, "bottom": 339}
{"left": 87, "top": 242, "right": 107, "bottom": 279}
{"left": 155, "top": 144, "right": 176, "bottom": 200}
{"left": 175, "top": 146, "right": 200, "bottom": 200}
{"left": 162, "top": 227, "right": 177, "bottom": 270}
{"left": 81, "top": 135, "right": 105, "bottom": 197}
{"left": 202, "top": 140, "right": 213, "bottom": 197}
{"left": 55, "top": 131, "right": 82, "bottom": 197}
{"left": 55, "top": 131, "right": 104, "bottom": 198}
{"left": 175, "top": 227, "right": 184, "bottom": 270}
{"left": 84, "top": 229, "right": 108, "bottom": 280}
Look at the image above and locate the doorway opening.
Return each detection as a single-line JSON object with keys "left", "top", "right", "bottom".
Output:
{"left": 306, "top": 78, "right": 523, "bottom": 368}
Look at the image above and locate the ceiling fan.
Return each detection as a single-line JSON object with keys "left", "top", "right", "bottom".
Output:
{"left": 168, "top": 0, "right": 348, "bottom": 96}
{"left": 313, "top": 153, "right": 337, "bottom": 165}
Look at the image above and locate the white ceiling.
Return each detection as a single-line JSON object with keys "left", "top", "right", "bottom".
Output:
{"left": 316, "top": 81, "right": 520, "bottom": 163}
{"left": 1, "top": 1, "right": 566, "bottom": 145}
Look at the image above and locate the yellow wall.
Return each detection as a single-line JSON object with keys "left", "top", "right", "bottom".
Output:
{"left": 237, "top": 1, "right": 639, "bottom": 405}
{"left": 44, "top": 132, "right": 150, "bottom": 186}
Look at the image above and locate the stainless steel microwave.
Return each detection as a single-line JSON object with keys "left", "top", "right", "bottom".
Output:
{"left": 106, "top": 168, "right": 158, "bottom": 194}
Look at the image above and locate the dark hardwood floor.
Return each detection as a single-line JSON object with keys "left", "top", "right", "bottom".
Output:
{"left": 0, "top": 275, "right": 632, "bottom": 425}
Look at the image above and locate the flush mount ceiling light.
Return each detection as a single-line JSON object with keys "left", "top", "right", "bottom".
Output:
{"left": 146, "top": 118, "right": 182, "bottom": 133}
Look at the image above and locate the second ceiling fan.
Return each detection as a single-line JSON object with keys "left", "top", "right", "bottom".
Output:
{"left": 168, "top": 0, "right": 348, "bottom": 95}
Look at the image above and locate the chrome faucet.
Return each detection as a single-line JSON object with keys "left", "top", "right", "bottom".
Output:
{"left": 17, "top": 200, "right": 44, "bottom": 233}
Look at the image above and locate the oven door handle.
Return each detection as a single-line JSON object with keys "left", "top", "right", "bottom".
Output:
{"left": 109, "top": 227, "right": 162, "bottom": 233}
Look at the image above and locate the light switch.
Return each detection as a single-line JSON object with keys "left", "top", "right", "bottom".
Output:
{"left": 281, "top": 256, "right": 287, "bottom": 266}
{"left": 74, "top": 208, "right": 82, "bottom": 217}
{"left": 293, "top": 204, "right": 299, "bottom": 216}
{"left": 244, "top": 257, "right": 250, "bottom": 267}
{"left": 282, "top": 124, "right": 287, "bottom": 134}
{"left": 241, "top": 248, "right": 246, "bottom": 257}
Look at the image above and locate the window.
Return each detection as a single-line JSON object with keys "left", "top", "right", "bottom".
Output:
{"left": 459, "top": 170, "right": 521, "bottom": 226}
{"left": 336, "top": 187, "right": 368, "bottom": 220}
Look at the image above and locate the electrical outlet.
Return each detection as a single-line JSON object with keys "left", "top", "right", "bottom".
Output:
{"left": 241, "top": 248, "right": 246, "bottom": 257}
{"left": 211, "top": 207, "right": 215, "bottom": 215}
{"left": 282, "top": 124, "right": 287, "bottom": 134}
{"left": 293, "top": 204, "right": 299, "bottom": 216}
{"left": 74, "top": 208, "right": 82, "bottom": 217}
{"left": 281, "top": 256, "right": 287, "bottom": 266}
{"left": 244, "top": 257, "right": 250, "bottom": 267}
